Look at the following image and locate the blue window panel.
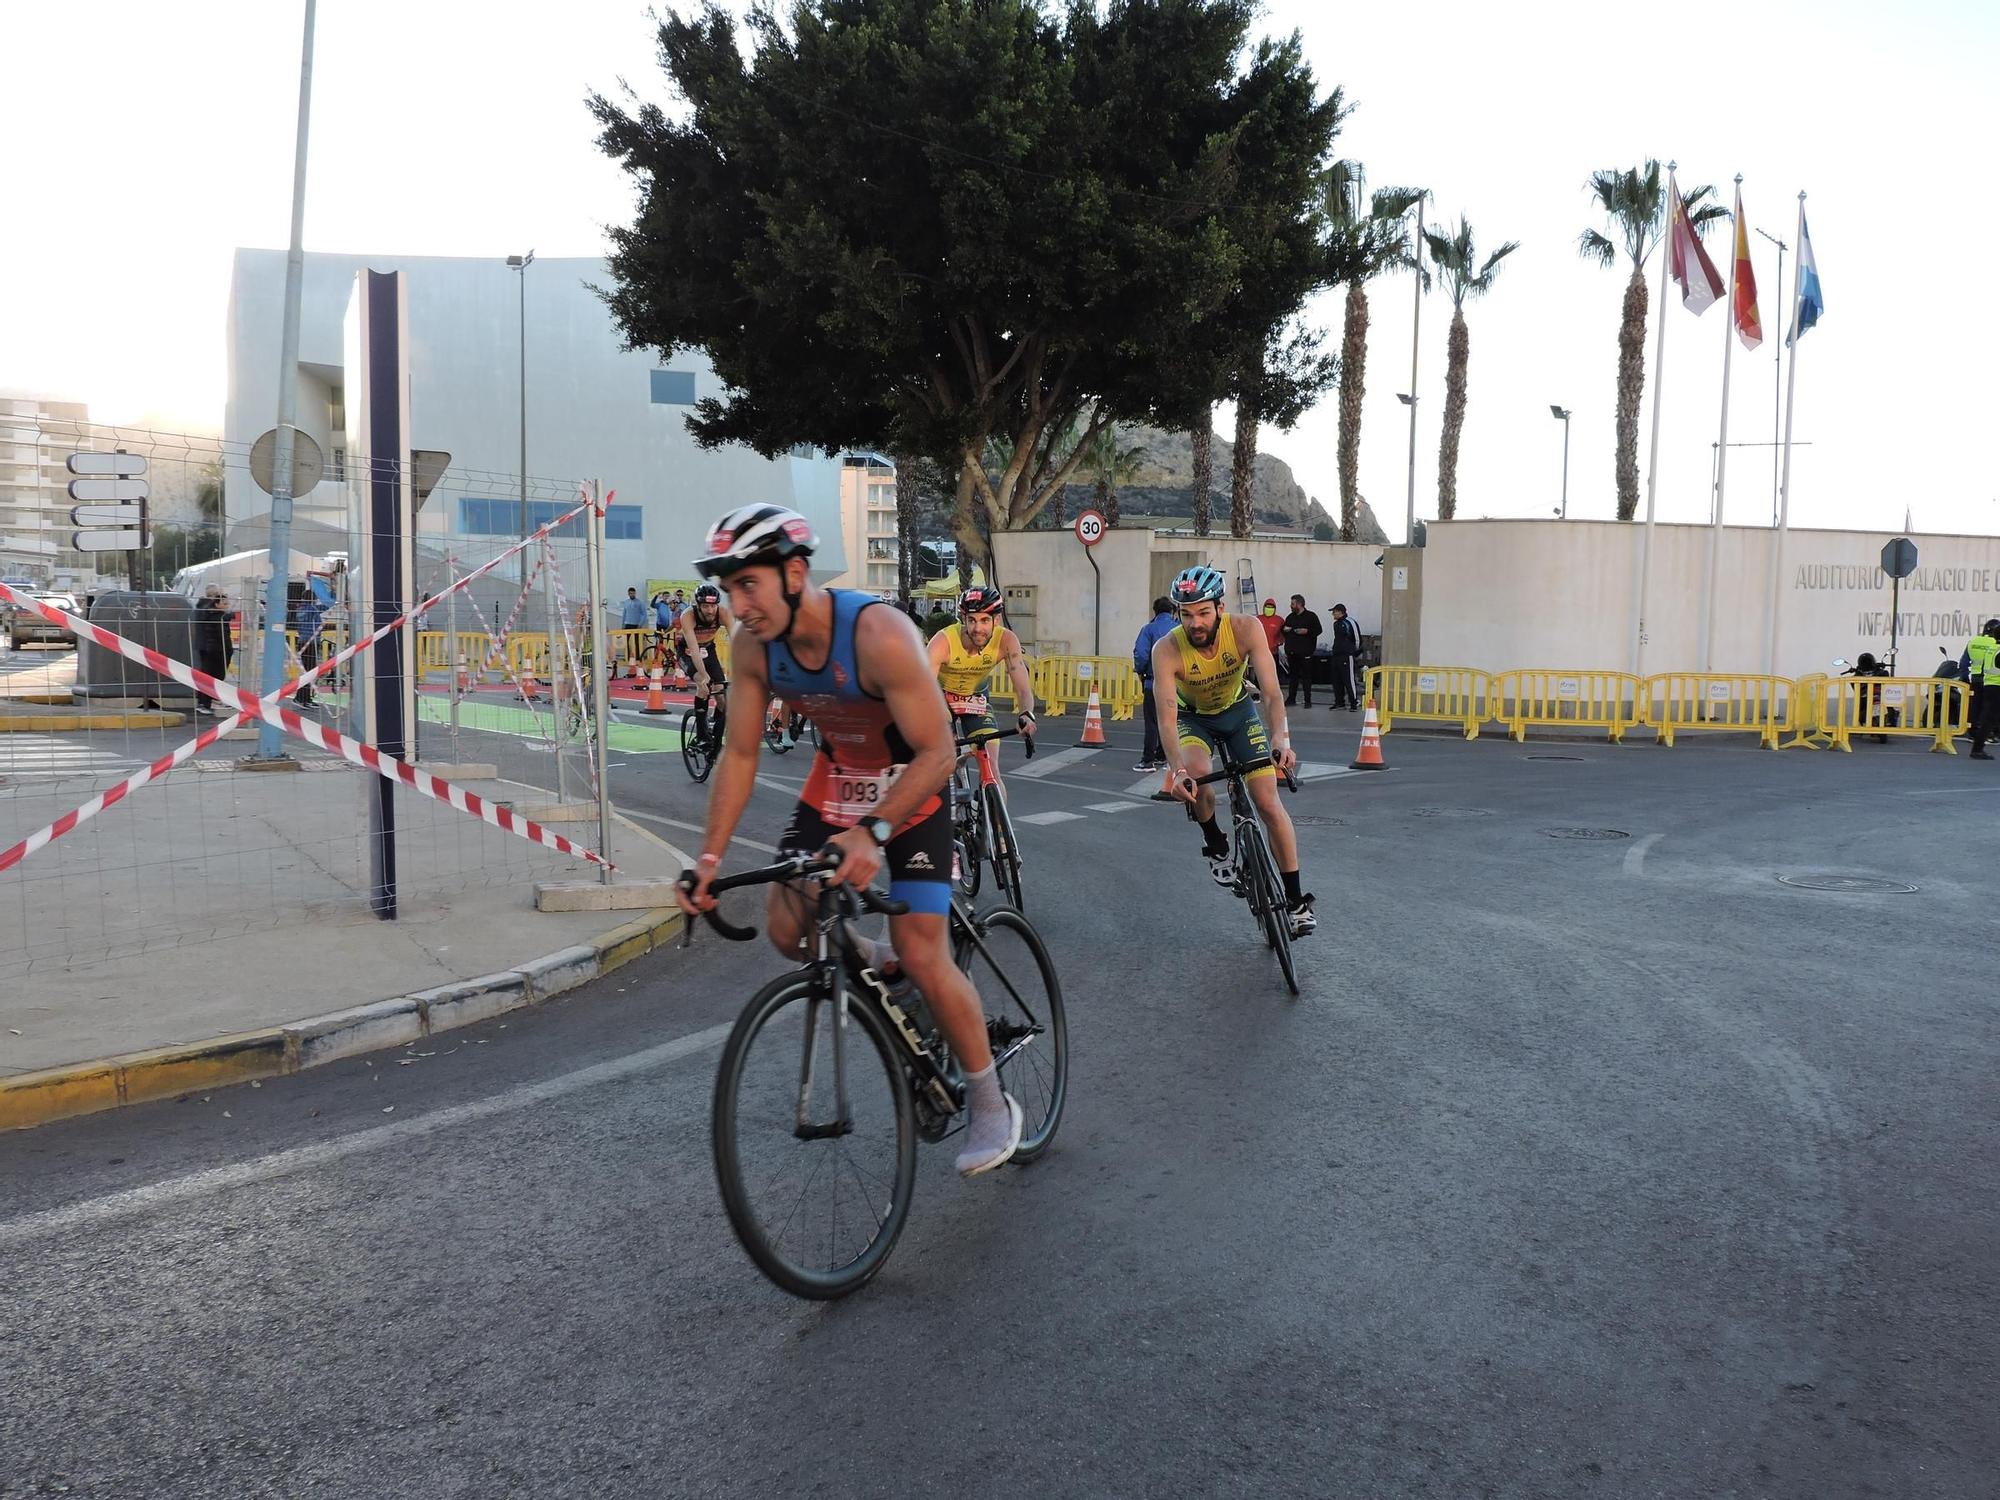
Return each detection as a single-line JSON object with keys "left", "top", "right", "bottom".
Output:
{"left": 650, "top": 369, "right": 696, "bottom": 405}
{"left": 461, "top": 497, "right": 641, "bottom": 540}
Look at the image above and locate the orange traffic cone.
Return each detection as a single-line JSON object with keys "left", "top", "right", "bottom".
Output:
{"left": 1350, "top": 698, "right": 1386, "bottom": 770}
{"left": 519, "top": 663, "right": 540, "bottom": 702}
{"left": 455, "top": 652, "right": 471, "bottom": 694}
{"left": 1077, "top": 686, "right": 1108, "bottom": 747}
{"left": 641, "top": 667, "right": 669, "bottom": 715}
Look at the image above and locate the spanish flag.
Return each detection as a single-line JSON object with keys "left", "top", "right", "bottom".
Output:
{"left": 1732, "top": 186, "right": 1762, "bottom": 350}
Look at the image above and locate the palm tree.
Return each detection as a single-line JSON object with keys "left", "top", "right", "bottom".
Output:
{"left": 1080, "top": 423, "right": 1145, "bottom": 528}
{"left": 1579, "top": 161, "right": 1727, "bottom": 519}
{"left": 1189, "top": 413, "right": 1213, "bottom": 536}
{"left": 1423, "top": 215, "right": 1518, "bottom": 521}
{"left": 1325, "top": 161, "right": 1424, "bottom": 541}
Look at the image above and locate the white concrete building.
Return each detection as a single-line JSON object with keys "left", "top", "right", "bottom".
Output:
{"left": 224, "top": 250, "right": 846, "bottom": 592}
{"left": 823, "top": 452, "right": 900, "bottom": 595}
{"left": 0, "top": 393, "right": 115, "bottom": 587}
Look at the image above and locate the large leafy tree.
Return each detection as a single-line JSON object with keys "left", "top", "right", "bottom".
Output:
{"left": 1579, "top": 161, "right": 1727, "bottom": 519}
{"left": 1423, "top": 214, "right": 1517, "bottom": 521}
{"left": 1324, "top": 162, "right": 1423, "bottom": 541}
{"left": 591, "top": 0, "right": 1339, "bottom": 573}
{"left": 1079, "top": 422, "right": 1145, "bottom": 527}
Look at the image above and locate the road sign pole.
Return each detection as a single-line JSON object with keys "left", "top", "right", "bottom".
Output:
{"left": 121, "top": 451, "right": 140, "bottom": 592}
{"left": 1073, "top": 508, "right": 1106, "bottom": 656}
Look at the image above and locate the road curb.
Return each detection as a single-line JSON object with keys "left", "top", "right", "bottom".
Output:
{"left": 0, "top": 906, "right": 685, "bottom": 1132}
{"left": 0, "top": 710, "right": 189, "bottom": 731}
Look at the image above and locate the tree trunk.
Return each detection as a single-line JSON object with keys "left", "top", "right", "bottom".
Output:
{"left": 1615, "top": 264, "right": 1649, "bottom": 521}
{"left": 891, "top": 448, "right": 918, "bottom": 604}
{"left": 951, "top": 458, "right": 985, "bottom": 586}
{"left": 1337, "top": 281, "right": 1368, "bottom": 541}
{"left": 1436, "top": 306, "right": 1468, "bottom": 521}
{"left": 1190, "top": 413, "right": 1212, "bottom": 536}
{"left": 1097, "top": 476, "right": 1118, "bottom": 528}
{"left": 1230, "top": 388, "right": 1258, "bottom": 540}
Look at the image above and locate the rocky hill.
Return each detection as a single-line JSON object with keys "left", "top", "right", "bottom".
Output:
{"left": 1056, "top": 423, "right": 1389, "bottom": 543}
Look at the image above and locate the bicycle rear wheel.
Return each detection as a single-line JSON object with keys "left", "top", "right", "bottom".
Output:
{"left": 681, "top": 710, "right": 713, "bottom": 782}
{"left": 951, "top": 905, "right": 1067, "bottom": 1160}
{"left": 712, "top": 973, "right": 917, "bottom": 1300}
{"left": 764, "top": 718, "right": 793, "bottom": 754}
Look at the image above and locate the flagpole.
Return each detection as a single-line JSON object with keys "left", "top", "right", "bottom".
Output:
{"left": 1631, "top": 163, "right": 1676, "bottom": 678}
{"left": 1699, "top": 176, "right": 1744, "bottom": 673}
{"left": 1764, "top": 191, "right": 1807, "bottom": 677}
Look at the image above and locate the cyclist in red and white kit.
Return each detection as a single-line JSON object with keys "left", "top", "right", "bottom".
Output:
{"left": 674, "top": 505, "right": 1023, "bottom": 1176}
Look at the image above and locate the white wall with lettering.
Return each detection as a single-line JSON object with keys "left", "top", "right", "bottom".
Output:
{"left": 1418, "top": 519, "right": 2000, "bottom": 676}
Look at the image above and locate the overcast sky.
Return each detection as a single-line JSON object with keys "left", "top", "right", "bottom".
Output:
{"left": 4, "top": 1, "right": 1994, "bottom": 540}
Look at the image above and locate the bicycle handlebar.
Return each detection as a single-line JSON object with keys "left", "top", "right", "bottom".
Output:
{"left": 678, "top": 850, "right": 910, "bottom": 943}
{"left": 1148, "top": 759, "right": 1299, "bottom": 800}
{"left": 954, "top": 725, "right": 1035, "bottom": 760}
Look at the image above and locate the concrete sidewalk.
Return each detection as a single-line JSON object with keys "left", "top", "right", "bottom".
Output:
{"left": 0, "top": 753, "right": 690, "bottom": 1128}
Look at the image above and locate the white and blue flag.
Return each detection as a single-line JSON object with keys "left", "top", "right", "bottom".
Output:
{"left": 1787, "top": 212, "right": 1823, "bottom": 345}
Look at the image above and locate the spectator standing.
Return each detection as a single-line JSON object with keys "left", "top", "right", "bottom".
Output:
{"left": 291, "top": 582, "right": 327, "bottom": 707}
{"left": 1327, "top": 603, "right": 1362, "bottom": 710}
{"left": 620, "top": 587, "right": 646, "bottom": 629}
{"left": 1963, "top": 617, "right": 2000, "bottom": 760}
{"left": 653, "top": 590, "right": 674, "bottom": 630}
{"left": 1131, "top": 595, "right": 1178, "bottom": 770}
{"left": 1281, "top": 594, "right": 1323, "bottom": 708}
{"left": 193, "top": 586, "right": 231, "bottom": 716}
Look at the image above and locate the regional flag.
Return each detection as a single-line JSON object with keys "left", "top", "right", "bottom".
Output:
{"left": 1731, "top": 187, "right": 1762, "bottom": 350}
{"left": 1788, "top": 211, "right": 1823, "bottom": 344}
{"left": 1665, "top": 170, "right": 1725, "bottom": 315}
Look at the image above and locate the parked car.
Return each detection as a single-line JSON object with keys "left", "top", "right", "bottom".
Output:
{"left": 2, "top": 590, "right": 79, "bottom": 646}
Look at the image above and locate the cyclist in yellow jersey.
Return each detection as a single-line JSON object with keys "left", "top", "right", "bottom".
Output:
{"left": 1151, "top": 565, "right": 1314, "bottom": 937}
{"left": 928, "top": 586, "right": 1037, "bottom": 751}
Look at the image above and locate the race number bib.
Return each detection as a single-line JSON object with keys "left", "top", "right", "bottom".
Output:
{"left": 822, "top": 763, "right": 903, "bottom": 824}
{"left": 945, "top": 691, "right": 990, "bottom": 716}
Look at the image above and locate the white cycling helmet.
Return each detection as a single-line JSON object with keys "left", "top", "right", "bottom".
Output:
{"left": 694, "top": 504, "right": 818, "bottom": 579}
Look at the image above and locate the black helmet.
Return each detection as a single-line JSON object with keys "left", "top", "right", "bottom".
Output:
{"left": 960, "top": 586, "right": 1003, "bottom": 616}
{"left": 694, "top": 583, "right": 720, "bottom": 605}
{"left": 1985, "top": 618, "right": 2000, "bottom": 636}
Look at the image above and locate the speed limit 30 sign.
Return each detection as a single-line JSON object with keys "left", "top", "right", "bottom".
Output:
{"left": 1074, "top": 509, "right": 1106, "bottom": 547}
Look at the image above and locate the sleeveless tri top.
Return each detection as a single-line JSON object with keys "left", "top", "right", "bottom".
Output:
{"left": 1172, "top": 612, "right": 1251, "bottom": 716}
{"left": 936, "top": 621, "right": 1004, "bottom": 704}
{"left": 766, "top": 589, "right": 942, "bottom": 829}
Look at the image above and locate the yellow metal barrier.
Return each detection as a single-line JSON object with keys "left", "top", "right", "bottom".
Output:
{"left": 1489, "top": 668, "right": 1644, "bottom": 744}
{"left": 1366, "top": 665, "right": 1488, "bottom": 739}
{"left": 1822, "top": 676, "right": 1969, "bottom": 753}
{"left": 1782, "top": 673, "right": 1833, "bottom": 749}
{"left": 1646, "top": 673, "right": 1791, "bottom": 749}
{"left": 1034, "top": 656, "right": 1144, "bottom": 719}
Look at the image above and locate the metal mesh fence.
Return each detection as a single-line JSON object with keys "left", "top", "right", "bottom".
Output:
{"left": 0, "top": 419, "right": 616, "bottom": 981}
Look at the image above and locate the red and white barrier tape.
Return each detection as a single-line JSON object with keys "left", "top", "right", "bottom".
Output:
{"left": 544, "top": 537, "right": 600, "bottom": 796}
{"left": 0, "top": 494, "right": 616, "bottom": 875}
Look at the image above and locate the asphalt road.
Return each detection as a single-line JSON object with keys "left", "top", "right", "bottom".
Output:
{"left": 4, "top": 710, "right": 1996, "bottom": 1499}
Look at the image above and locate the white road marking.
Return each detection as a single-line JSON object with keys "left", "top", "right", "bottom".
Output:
{"left": 0, "top": 1023, "right": 733, "bottom": 1248}
{"left": 1623, "top": 832, "right": 1663, "bottom": 877}
{"left": 754, "top": 772, "right": 804, "bottom": 795}
{"left": 1086, "top": 801, "right": 1149, "bottom": 813}
{"left": 1293, "top": 761, "right": 1354, "bottom": 782}
{"left": 1123, "top": 775, "right": 1163, "bottom": 797}
{"left": 622, "top": 809, "right": 783, "bottom": 856}
{"left": 1012, "top": 746, "right": 1102, "bottom": 779}
{"left": 1016, "top": 810, "right": 1085, "bottom": 826}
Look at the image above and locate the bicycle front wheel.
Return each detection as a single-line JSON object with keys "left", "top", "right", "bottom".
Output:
{"left": 681, "top": 710, "right": 713, "bottom": 782}
{"left": 985, "top": 785, "right": 1025, "bottom": 912}
{"left": 712, "top": 974, "right": 917, "bottom": 1300}
{"left": 952, "top": 906, "right": 1067, "bottom": 1160}
{"left": 1240, "top": 821, "right": 1298, "bottom": 996}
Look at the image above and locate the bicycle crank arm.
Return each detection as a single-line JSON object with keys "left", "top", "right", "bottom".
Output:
{"left": 792, "top": 1117, "right": 855, "bottom": 1142}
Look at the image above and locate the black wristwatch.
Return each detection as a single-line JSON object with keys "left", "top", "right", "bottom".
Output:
{"left": 862, "top": 817, "right": 894, "bottom": 848}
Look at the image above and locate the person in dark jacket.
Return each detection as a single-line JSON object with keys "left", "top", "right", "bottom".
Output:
{"left": 1131, "top": 596, "right": 1178, "bottom": 770}
{"left": 1281, "top": 594, "right": 1322, "bottom": 707}
{"left": 193, "top": 586, "right": 232, "bottom": 716}
{"left": 1327, "top": 603, "right": 1363, "bottom": 710}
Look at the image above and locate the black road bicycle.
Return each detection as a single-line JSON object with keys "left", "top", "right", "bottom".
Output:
{"left": 691, "top": 851, "right": 1068, "bottom": 1299}
{"left": 681, "top": 695, "right": 727, "bottom": 782}
{"left": 1155, "top": 753, "right": 1301, "bottom": 996}
{"left": 763, "top": 709, "right": 817, "bottom": 756}
{"left": 949, "top": 727, "right": 1032, "bottom": 910}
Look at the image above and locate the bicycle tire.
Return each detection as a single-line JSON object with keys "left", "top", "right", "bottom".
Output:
{"left": 764, "top": 720, "right": 793, "bottom": 755}
{"left": 951, "top": 905, "right": 1067, "bottom": 1160}
{"left": 985, "top": 783, "right": 1025, "bottom": 911}
{"left": 1241, "top": 820, "right": 1299, "bottom": 996}
{"left": 712, "top": 973, "right": 918, "bottom": 1300}
{"left": 681, "top": 710, "right": 713, "bottom": 782}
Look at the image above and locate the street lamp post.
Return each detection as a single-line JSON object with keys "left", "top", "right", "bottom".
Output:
{"left": 1396, "top": 392, "right": 1418, "bottom": 540}
{"left": 1402, "top": 197, "right": 1425, "bottom": 545}
{"left": 1549, "top": 405, "right": 1572, "bottom": 518}
{"left": 506, "top": 251, "right": 534, "bottom": 586}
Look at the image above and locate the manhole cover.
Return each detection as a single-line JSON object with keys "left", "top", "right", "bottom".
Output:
{"left": 1525, "top": 754, "right": 1586, "bottom": 762}
{"left": 1413, "top": 807, "right": 1491, "bottom": 819}
{"left": 1777, "top": 874, "right": 1919, "bottom": 895}
{"left": 1291, "top": 814, "right": 1346, "bottom": 827}
{"left": 1544, "top": 827, "right": 1629, "bottom": 840}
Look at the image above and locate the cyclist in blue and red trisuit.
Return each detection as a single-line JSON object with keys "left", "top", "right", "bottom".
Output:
{"left": 673, "top": 504, "right": 1023, "bottom": 1176}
